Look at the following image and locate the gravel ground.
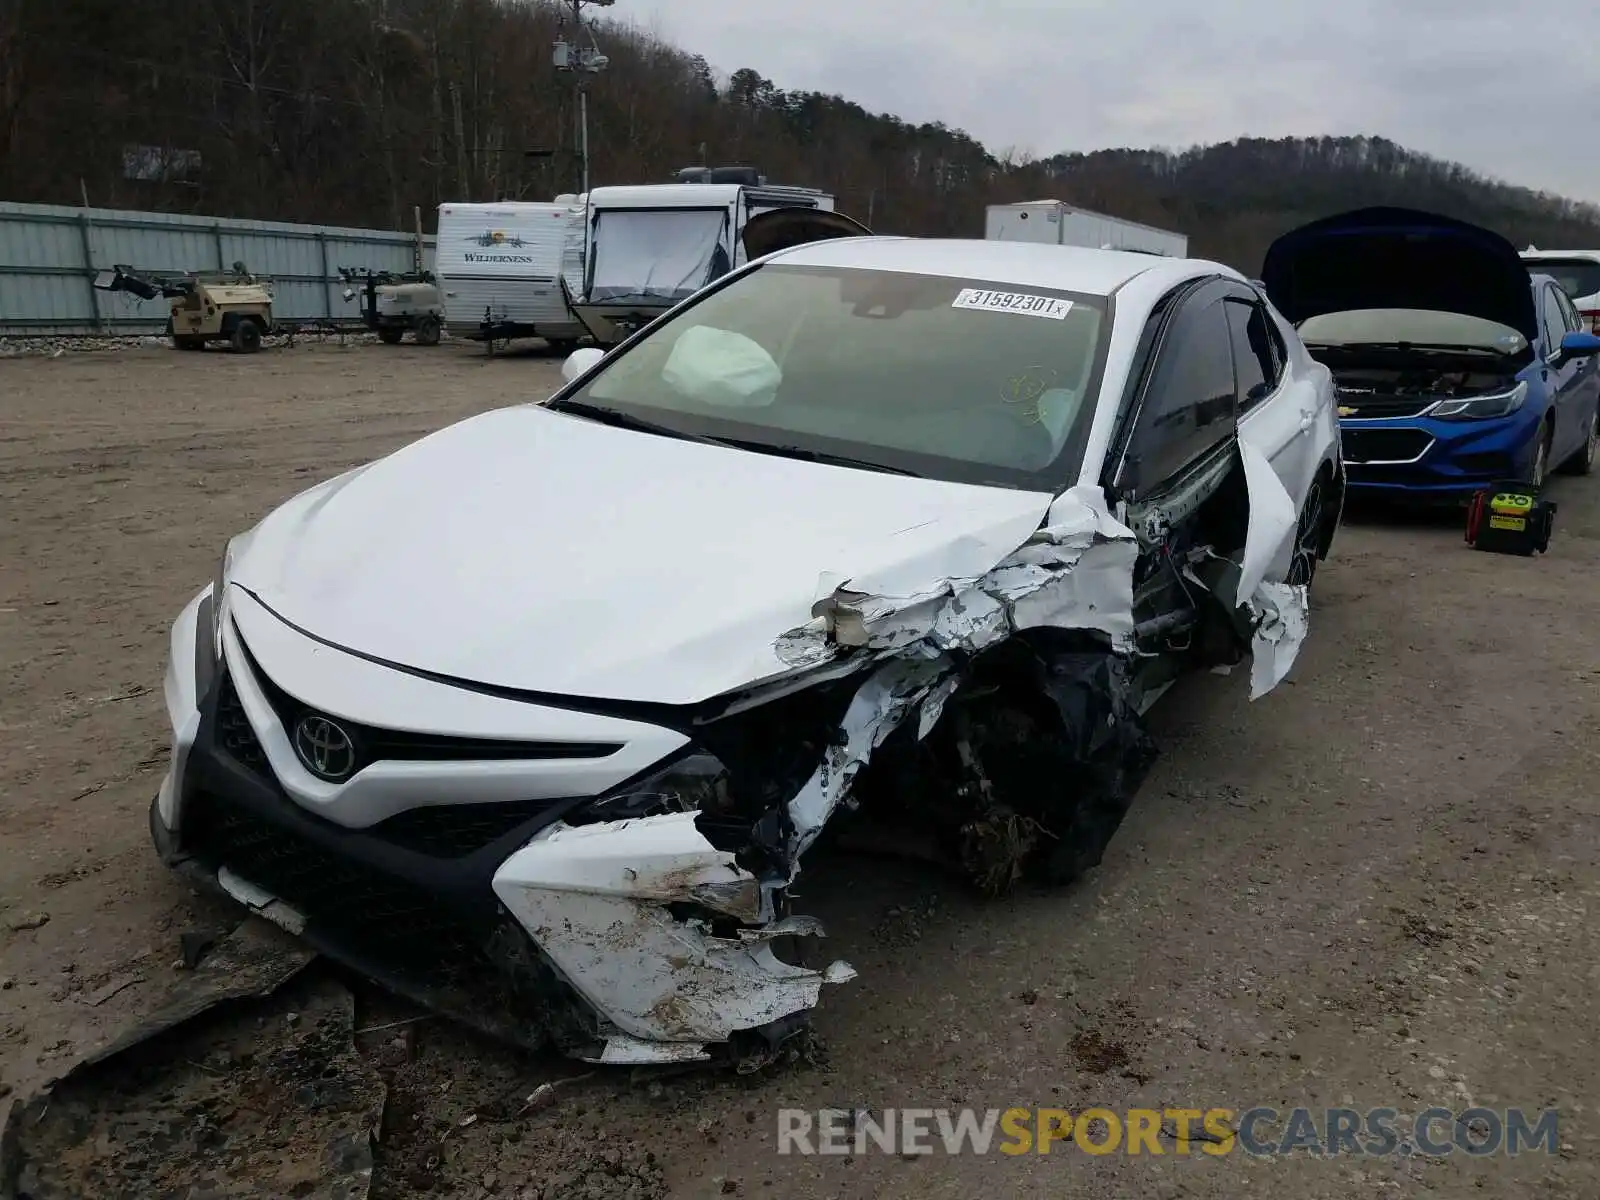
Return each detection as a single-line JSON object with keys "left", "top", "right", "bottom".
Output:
{"left": 2, "top": 340, "right": 1597, "bottom": 1198}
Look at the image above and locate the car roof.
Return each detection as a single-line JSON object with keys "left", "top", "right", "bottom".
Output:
{"left": 767, "top": 236, "right": 1234, "bottom": 298}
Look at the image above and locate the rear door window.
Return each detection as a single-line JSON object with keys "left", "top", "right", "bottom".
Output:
{"left": 1541, "top": 286, "right": 1569, "bottom": 356}
{"left": 1225, "top": 298, "right": 1282, "bottom": 413}
{"left": 1120, "top": 290, "right": 1237, "bottom": 493}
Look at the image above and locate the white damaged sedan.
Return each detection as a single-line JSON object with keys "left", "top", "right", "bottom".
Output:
{"left": 151, "top": 230, "right": 1342, "bottom": 1068}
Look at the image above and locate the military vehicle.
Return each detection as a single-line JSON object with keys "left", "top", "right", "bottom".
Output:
{"left": 92, "top": 263, "right": 274, "bottom": 352}
{"left": 338, "top": 267, "right": 444, "bottom": 345}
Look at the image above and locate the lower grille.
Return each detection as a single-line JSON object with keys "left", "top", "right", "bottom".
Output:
{"left": 373, "top": 799, "right": 566, "bottom": 858}
{"left": 216, "top": 670, "right": 269, "bottom": 774}
{"left": 182, "top": 790, "right": 486, "bottom": 971}
{"left": 1342, "top": 428, "right": 1433, "bottom": 464}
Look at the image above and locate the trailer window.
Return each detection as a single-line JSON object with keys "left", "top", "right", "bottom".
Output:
{"left": 589, "top": 209, "right": 730, "bottom": 303}
{"left": 553, "top": 263, "right": 1111, "bottom": 491}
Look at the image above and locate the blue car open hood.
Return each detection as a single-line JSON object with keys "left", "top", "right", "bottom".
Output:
{"left": 1261, "top": 207, "right": 1539, "bottom": 343}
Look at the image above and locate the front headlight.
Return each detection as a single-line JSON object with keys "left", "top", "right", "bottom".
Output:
{"left": 574, "top": 752, "right": 734, "bottom": 823}
{"left": 1429, "top": 381, "right": 1528, "bottom": 420}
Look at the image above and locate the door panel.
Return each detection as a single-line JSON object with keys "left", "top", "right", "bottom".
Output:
{"left": 1541, "top": 284, "right": 1581, "bottom": 458}
{"left": 1228, "top": 293, "right": 1322, "bottom": 517}
{"left": 1556, "top": 287, "right": 1600, "bottom": 446}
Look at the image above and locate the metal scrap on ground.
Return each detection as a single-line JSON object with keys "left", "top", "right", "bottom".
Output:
{"left": 0, "top": 919, "right": 384, "bottom": 1200}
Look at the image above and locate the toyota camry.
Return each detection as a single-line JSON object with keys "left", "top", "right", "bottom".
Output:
{"left": 151, "top": 220, "right": 1342, "bottom": 1069}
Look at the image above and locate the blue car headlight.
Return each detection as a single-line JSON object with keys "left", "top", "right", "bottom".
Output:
{"left": 573, "top": 751, "right": 734, "bottom": 823}
{"left": 1428, "top": 381, "right": 1528, "bottom": 421}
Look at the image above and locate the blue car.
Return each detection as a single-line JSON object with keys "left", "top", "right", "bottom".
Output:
{"left": 1262, "top": 207, "right": 1600, "bottom": 500}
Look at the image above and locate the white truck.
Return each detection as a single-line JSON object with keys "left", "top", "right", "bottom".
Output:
{"left": 566, "top": 167, "right": 865, "bottom": 347}
{"left": 985, "top": 201, "right": 1188, "bottom": 257}
{"left": 434, "top": 200, "right": 589, "bottom": 351}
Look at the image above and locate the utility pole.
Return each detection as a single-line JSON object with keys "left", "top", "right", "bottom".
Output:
{"left": 553, "top": 0, "right": 613, "bottom": 195}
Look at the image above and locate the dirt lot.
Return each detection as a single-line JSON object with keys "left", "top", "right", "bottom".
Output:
{"left": 2, "top": 340, "right": 1598, "bottom": 1198}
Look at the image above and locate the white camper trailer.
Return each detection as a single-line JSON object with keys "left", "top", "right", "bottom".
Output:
{"left": 985, "top": 201, "right": 1188, "bottom": 258}
{"left": 567, "top": 167, "right": 862, "bottom": 346}
{"left": 435, "top": 201, "right": 588, "bottom": 350}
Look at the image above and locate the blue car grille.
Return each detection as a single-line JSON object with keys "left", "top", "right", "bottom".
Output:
{"left": 1338, "top": 395, "right": 1434, "bottom": 419}
{"left": 1342, "top": 428, "right": 1432, "bottom": 464}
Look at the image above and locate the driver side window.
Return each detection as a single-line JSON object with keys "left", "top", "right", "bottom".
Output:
{"left": 1542, "top": 286, "right": 1569, "bottom": 356}
{"left": 1119, "top": 291, "right": 1237, "bottom": 495}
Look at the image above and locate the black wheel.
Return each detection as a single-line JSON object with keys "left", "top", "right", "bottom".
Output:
{"left": 378, "top": 326, "right": 405, "bottom": 345}
{"left": 1557, "top": 408, "right": 1598, "bottom": 476}
{"left": 1286, "top": 470, "right": 1329, "bottom": 589}
{"left": 413, "top": 315, "right": 441, "bottom": 347}
{"left": 231, "top": 320, "right": 262, "bottom": 353}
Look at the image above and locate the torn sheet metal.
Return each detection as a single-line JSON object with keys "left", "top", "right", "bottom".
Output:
{"left": 0, "top": 921, "right": 383, "bottom": 1200}
{"left": 490, "top": 811, "right": 854, "bottom": 1052}
{"left": 781, "top": 485, "right": 1138, "bottom": 669}
{"left": 1234, "top": 437, "right": 1311, "bottom": 699}
{"left": 786, "top": 655, "right": 954, "bottom": 857}
{"left": 1241, "top": 579, "right": 1309, "bottom": 698}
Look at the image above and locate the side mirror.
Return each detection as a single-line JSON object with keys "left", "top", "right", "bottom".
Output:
{"left": 1556, "top": 329, "right": 1600, "bottom": 367}
{"left": 560, "top": 345, "right": 606, "bottom": 383}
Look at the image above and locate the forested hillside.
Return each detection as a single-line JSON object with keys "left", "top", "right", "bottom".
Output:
{"left": 3, "top": 0, "right": 1597, "bottom": 270}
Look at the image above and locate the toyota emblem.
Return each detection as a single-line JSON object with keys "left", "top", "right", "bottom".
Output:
{"left": 293, "top": 715, "right": 357, "bottom": 781}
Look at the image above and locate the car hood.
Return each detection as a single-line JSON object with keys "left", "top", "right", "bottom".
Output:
{"left": 229, "top": 405, "right": 1058, "bottom": 706}
{"left": 1261, "top": 206, "right": 1539, "bottom": 343}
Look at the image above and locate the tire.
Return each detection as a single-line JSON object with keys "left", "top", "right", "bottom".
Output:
{"left": 1286, "top": 468, "right": 1331, "bottom": 590}
{"left": 1557, "top": 407, "right": 1598, "bottom": 476}
{"left": 230, "top": 319, "right": 262, "bottom": 354}
{"left": 1530, "top": 418, "right": 1553, "bottom": 487}
{"left": 413, "top": 315, "right": 441, "bottom": 347}
{"left": 377, "top": 327, "right": 405, "bottom": 345}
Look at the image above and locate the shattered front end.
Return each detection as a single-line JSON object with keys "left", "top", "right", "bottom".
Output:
{"left": 150, "top": 466, "right": 1315, "bottom": 1069}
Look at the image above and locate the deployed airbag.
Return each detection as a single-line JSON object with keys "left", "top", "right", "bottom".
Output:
{"left": 663, "top": 326, "right": 783, "bottom": 408}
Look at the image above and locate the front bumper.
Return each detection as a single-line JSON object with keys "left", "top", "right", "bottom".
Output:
{"left": 151, "top": 587, "right": 852, "bottom": 1066}
{"left": 1340, "top": 409, "right": 1543, "bottom": 499}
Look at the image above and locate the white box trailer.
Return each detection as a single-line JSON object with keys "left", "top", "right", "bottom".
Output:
{"left": 434, "top": 200, "right": 588, "bottom": 350}
{"left": 985, "top": 201, "right": 1188, "bottom": 257}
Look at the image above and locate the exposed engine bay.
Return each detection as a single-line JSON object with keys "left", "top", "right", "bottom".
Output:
{"left": 1332, "top": 365, "right": 1517, "bottom": 401}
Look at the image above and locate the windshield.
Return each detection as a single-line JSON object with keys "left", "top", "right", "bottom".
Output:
{"left": 1298, "top": 307, "right": 1528, "bottom": 354}
{"left": 589, "top": 208, "right": 731, "bottom": 303}
{"left": 552, "top": 264, "right": 1110, "bottom": 489}
{"left": 1524, "top": 258, "right": 1600, "bottom": 303}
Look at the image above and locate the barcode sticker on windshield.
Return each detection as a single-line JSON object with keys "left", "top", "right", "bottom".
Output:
{"left": 952, "top": 288, "right": 1073, "bottom": 320}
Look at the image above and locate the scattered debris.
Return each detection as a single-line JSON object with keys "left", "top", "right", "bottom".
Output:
{"left": 82, "top": 973, "right": 146, "bottom": 1007}
{"left": 517, "top": 1072, "right": 596, "bottom": 1118}
{"left": 5, "top": 913, "right": 49, "bottom": 933}
{"left": 0, "top": 919, "right": 321, "bottom": 1197}
{"left": 177, "top": 929, "right": 221, "bottom": 970}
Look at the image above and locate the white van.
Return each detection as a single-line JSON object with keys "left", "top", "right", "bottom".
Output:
{"left": 435, "top": 201, "right": 588, "bottom": 350}
{"left": 566, "top": 171, "right": 864, "bottom": 346}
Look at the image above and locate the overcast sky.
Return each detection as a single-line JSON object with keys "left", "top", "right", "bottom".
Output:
{"left": 627, "top": 0, "right": 1600, "bottom": 204}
